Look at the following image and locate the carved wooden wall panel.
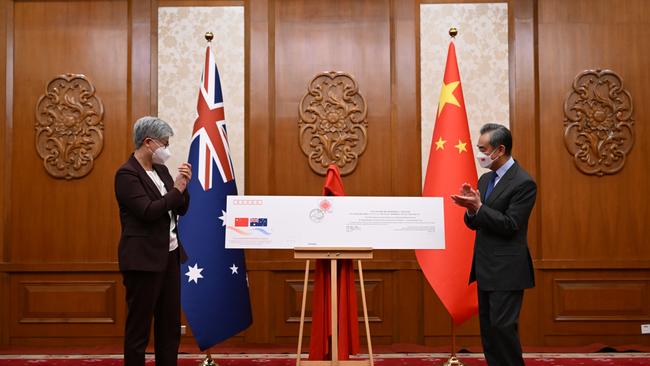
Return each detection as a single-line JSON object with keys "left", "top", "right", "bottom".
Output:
{"left": 247, "top": 0, "right": 426, "bottom": 348}
{"left": 1, "top": 0, "right": 131, "bottom": 347}
{"left": 299, "top": 71, "right": 368, "bottom": 176}
{"left": 563, "top": 69, "right": 634, "bottom": 176}
{"left": 537, "top": 0, "right": 650, "bottom": 350}
{"left": 35, "top": 74, "right": 104, "bottom": 180}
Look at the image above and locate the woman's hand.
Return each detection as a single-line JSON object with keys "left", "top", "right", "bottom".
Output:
{"left": 174, "top": 163, "right": 192, "bottom": 192}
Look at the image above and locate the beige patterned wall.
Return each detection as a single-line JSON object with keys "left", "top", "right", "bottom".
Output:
{"left": 420, "top": 3, "right": 509, "bottom": 183}
{"left": 158, "top": 6, "right": 245, "bottom": 192}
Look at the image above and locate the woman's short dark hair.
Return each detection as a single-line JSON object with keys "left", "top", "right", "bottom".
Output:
{"left": 133, "top": 116, "right": 174, "bottom": 149}
{"left": 480, "top": 123, "right": 512, "bottom": 155}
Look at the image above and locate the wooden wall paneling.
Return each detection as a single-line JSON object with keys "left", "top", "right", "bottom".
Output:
{"left": 244, "top": 270, "right": 272, "bottom": 343}
{"left": 0, "top": 0, "right": 11, "bottom": 347}
{"left": 244, "top": 0, "right": 281, "bottom": 287}
{"left": 508, "top": 0, "right": 538, "bottom": 248}
{"left": 362, "top": 271, "right": 393, "bottom": 344}
{"left": 3, "top": 0, "right": 648, "bottom": 350}
{"left": 271, "top": 271, "right": 310, "bottom": 343}
{"left": 11, "top": 276, "right": 118, "bottom": 330}
{"left": 537, "top": 0, "right": 650, "bottom": 347}
{"left": 393, "top": 269, "right": 423, "bottom": 344}
{"left": 8, "top": 273, "right": 125, "bottom": 345}
{"left": 267, "top": 269, "right": 394, "bottom": 345}
{"left": 537, "top": 0, "right": 650, "bottom": 264}
{"left": 0, "top": 0, "right": 8, "bottom": 259}
{"left": 244, "top": 0, "right": 432, "bottom": 346}
{"left": 553, "top": 279, "right": 649, "bottom": 322}
{"left": 246, "top": 0, "right": 272, "bottom": 197}
{"left": 390, "top": 0, "right": 420, "bottom": 197}
{"left": 422, "top": 282, "right": 480, "bottom": 349}
{"left": 0, "top": 273, "right": 8, "bottom": 346}
{"left": 507, "top": 0, "right": 542, "bottom": 347}
{"left": 539, "top": 271, "right": 650, "bottom": 347}
{"left": 10, "top": 0, "right": 127, "bottom": 263}
{"left": 388, "top": 0, "right": 427, "bottom": 345}
{"left": 244, "top": 0, "right": 270, "bottom": 196}
{"left": 272, "top": 0, "right": 392, "bottom": 197}
{"left": 129, "top": 0, "right": 154, "bottom": 141}
{"left": 4, "top": 0, "right": 132, "bottom": 346}
{"left": 244, "top": 0, "right": 279, "bottom": 344}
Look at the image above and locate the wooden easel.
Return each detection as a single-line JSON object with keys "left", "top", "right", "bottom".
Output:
{"left": 294, "top": 247, "right": 374, "bottom": 366}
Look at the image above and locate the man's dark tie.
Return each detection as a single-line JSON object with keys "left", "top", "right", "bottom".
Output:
{"left": 484, "top": 172, "right": 498, "bottom": 200}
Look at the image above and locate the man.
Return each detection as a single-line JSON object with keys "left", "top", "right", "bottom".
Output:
{"left": 451, "top": 123, "right": 537, "bottom": 366}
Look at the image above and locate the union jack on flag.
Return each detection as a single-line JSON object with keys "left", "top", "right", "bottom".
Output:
{"left": 179, "top": 44, "right": 252, "bottom": 351}
{"left": 192, "top": 46, "right": 234, "bottom": 190}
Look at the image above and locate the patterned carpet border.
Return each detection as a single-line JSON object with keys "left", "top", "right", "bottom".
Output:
{"left": 0, "top": 353, "right": 649, "bottom": 359}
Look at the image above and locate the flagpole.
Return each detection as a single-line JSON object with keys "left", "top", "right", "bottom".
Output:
{"left": 197, "top": 31, "right": 218, "bottom": 366}
{"left": 452, "top": 320, "right": 456, "bottom": 358}
{"left": 440, "top": 27, "right": 465, "bottom": 366}
{"left": 442, "top": 318, "right": 464, "bottom": 366}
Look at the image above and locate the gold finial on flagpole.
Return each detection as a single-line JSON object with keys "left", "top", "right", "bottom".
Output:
{"left": 205, "top": 32, "right": 214, "bottom": 42}
{"left": 449, "top": 27, "right": 458, "bottom": 38}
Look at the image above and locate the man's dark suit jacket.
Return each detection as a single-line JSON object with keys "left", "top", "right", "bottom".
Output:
{"left": 115, "top": 155, "right": 189, "bottom": 272}
{"left": 465, "top": 161, "right": 537, "bottom": 291}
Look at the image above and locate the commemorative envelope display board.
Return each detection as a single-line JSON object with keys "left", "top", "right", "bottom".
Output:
{"left": 224, "top": 195, "right": 445, "bottom": 249}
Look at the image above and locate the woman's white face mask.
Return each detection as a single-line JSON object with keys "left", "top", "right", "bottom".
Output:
{"left": 149, "top": 140, "right": 171, "bottom": 164}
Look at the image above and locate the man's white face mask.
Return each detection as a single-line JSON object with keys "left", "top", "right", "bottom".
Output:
{"left": 476, "top": 148, "right": 499, "bottom": 169}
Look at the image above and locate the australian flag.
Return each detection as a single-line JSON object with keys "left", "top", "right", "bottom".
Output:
{"left": 178, "top": 44, "right": 252, "bottom": 351}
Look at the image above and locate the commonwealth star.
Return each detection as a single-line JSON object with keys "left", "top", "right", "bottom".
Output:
{"left": 186, "top": 263, "right": 204, "bottom": 284}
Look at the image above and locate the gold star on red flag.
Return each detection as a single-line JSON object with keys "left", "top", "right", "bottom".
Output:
{"left": 437, "top": 81, "right": 461, "bottom": 117}
{"left": 434, "top": 137, "right": 447, "bottom": 150}
{"left": 454, "top": 139, "right": 468, "bottom": 153}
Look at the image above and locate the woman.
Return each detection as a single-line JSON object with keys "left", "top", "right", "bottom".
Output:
{"left": 114, "top": 116, "right": 191, "bottom": 366}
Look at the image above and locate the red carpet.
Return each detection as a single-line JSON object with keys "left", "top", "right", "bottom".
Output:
{"left": 2, "top": 354, "right": 650, "bottom": 366}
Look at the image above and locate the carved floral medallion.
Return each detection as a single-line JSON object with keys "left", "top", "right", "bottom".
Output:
{"left": 563, "top": 69, "right": 634, "bottom": 176}
{"left": 35, "top": 74, "right": 104, "bottom": 179}
{"left": 299, "top": 71, "right": 368, "bottom": 176}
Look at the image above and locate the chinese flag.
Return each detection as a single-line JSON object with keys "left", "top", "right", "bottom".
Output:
{"left": 234, "top": 218, "right": 249, "bottom": 227}
{"left": 416, "top": 41, "right": 478, "bottom": 324}
{"left": 309, "top": 165, "right": 360, "bottom": 360}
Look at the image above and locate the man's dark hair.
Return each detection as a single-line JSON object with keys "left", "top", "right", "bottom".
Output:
{"left": 480, "top": 123, "right": 512, "bottom": 155}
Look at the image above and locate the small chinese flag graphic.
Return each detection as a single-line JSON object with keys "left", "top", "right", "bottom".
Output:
{"left": 234, "top": 218, "right": 249, "bottom": 227}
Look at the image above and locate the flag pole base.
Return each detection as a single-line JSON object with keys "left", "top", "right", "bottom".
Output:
{"left": 442, "top": 356, "right": 465, "bottom": 366}
{"left": 199, "top": 353, "right": 218, "bottom": 366}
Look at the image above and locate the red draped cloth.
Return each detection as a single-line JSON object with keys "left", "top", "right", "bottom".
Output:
{"left": 308, "top": 165, "right": 360, "bottom": 360}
